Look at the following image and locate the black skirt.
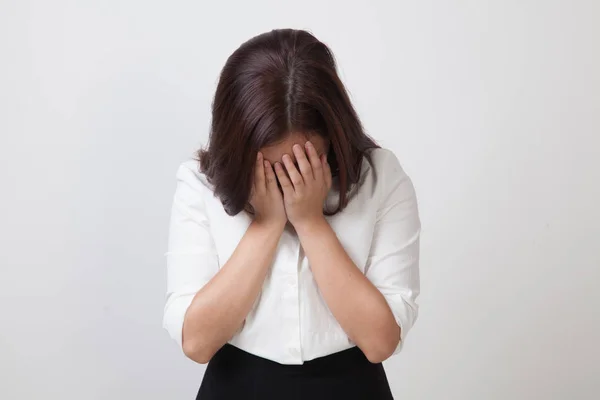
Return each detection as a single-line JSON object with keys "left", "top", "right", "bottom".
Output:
{"left": 197, "top": 344, "right": 394, "bottom": 400}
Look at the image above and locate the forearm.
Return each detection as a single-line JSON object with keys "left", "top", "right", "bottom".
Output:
{"left": 182, "top": 220, "right": 283, "bottom": 363}
{"left": 296, "top": 218, "right": 400, "bottom": 363}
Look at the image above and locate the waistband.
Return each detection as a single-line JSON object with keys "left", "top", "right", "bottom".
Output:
{"left": 213, "top": 344, "right": 375, "bottom": 375}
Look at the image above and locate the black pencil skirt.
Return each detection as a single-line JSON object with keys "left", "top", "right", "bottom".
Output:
{"left": 196, "top": 344, "right": 394, "bottom": 399}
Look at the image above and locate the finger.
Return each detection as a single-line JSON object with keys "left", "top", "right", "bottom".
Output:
{"left": 263, "top": 160, "right": 278, "bottom": 192}
{"left": 254, "top": 152, "right": 266, "bottom": 193}
{"left": 304, "top": 141, "right": 323, "bottom": 180}
{"left": 274, "top": 162, "right": 294, "bottom": 198}
{"left": 293, "top": 144, "right": 313, "bottom": 181}
{"left": 282, "top": 154, "right": 304, "bottom": 193}
{"left": 322, "top": 154, "right": 332, "bottom": 189}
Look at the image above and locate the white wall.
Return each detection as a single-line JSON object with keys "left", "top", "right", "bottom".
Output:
{"left": 1, "top": 1, "right": 599, "bottom": 399}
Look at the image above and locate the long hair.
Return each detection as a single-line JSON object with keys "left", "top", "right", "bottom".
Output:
{"left": 198, "top": 29, "right": 378, "bottom": 216}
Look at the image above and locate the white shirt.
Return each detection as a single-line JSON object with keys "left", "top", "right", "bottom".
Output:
{"left": 163, "top": 147, "right": 420, "bottom": 365}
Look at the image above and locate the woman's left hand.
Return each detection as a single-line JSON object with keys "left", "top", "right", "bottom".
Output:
{"left": 274, "top": 141, "right": 332, "bottom": 230}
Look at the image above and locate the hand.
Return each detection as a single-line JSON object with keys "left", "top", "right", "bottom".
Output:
{"left": 274, "top": 141, "right": 332, "bottom": 230}
{"left": 249, "top": 152, "right": 287, "bottom": 229}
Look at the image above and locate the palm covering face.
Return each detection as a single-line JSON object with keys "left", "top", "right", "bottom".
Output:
{"left": 251, "top": 141, "right": 331, "bottom": 227}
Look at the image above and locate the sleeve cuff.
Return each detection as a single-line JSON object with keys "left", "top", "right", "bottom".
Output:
{"left": 163, "top": 293, "right": 195, "bottom": 351}
{"left": 384, "top": 293, "right": 419, "bottom": 355}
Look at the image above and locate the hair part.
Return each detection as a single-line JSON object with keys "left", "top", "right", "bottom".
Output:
{"left": 198, "top": 29, "right": 379, "bottom": 216}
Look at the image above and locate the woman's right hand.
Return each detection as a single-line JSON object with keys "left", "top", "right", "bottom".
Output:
{"left": 249, "top": 152, "right": 287, "bottom": 228}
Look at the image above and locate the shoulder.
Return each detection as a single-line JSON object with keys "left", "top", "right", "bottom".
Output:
{"left": 369, "top": 147, "right": 402, "bottom": 171}
{"left": 366, "top": 147, "right": 410, "bottom": 182}
{"left": 174, "top": 158, "right": 215, "bottom": 197}
{"left": 364, "top": 147, "right": 416, "bottom": 203}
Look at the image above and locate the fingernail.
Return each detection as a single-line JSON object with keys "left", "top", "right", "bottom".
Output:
{"left": 257, "top": 152, "right": 262, "bottom": 160}
{"left": 263, "top": 160, "right": 270, "bottom": 168}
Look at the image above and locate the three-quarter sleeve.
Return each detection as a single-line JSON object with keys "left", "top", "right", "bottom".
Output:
{"left": 163, "top": 162, "right": 220, "bottom": 351}
{"left": 365, "top": 150, "right": 421, "bottom": 355}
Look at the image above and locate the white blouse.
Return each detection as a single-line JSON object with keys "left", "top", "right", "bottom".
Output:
{"left": 163, "top": 147, "right": 420, "bottom": 365}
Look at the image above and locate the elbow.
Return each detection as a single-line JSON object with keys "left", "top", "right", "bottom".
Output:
{"left": 363, "top": 341, "right": 397, "bottom": 364}
{"left": 182, "top": 338, "right": 216, "bottom": 364}
{"left": 363, "top": 325, "right": 401, "bottom": 364}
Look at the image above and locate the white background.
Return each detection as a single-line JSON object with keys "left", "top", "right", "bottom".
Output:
{"left": 1, "top": 1, "right": 599, "bottom": 399}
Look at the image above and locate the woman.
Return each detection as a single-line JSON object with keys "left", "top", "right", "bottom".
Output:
{"left": 163, "top": 29, "right": 420, "bottom": 400}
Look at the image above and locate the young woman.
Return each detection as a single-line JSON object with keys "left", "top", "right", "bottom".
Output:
{"left": 163, "top": 29, "right": 420, "bottom": 400}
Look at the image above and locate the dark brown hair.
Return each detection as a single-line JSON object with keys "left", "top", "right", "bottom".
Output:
{"left": 198, "top": 29, "right": 378, "bottom": 216}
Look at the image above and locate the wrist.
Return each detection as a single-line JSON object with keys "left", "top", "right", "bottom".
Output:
{"left": 253, "top": 218, "right": 286, "bottom": 234}
{"left": 293, "top": 215, "right": 329, "bottom": 237}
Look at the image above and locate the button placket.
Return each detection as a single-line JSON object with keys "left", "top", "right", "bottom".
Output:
{"left": 279, "top": 233, "right": 302, "bottom": 362}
